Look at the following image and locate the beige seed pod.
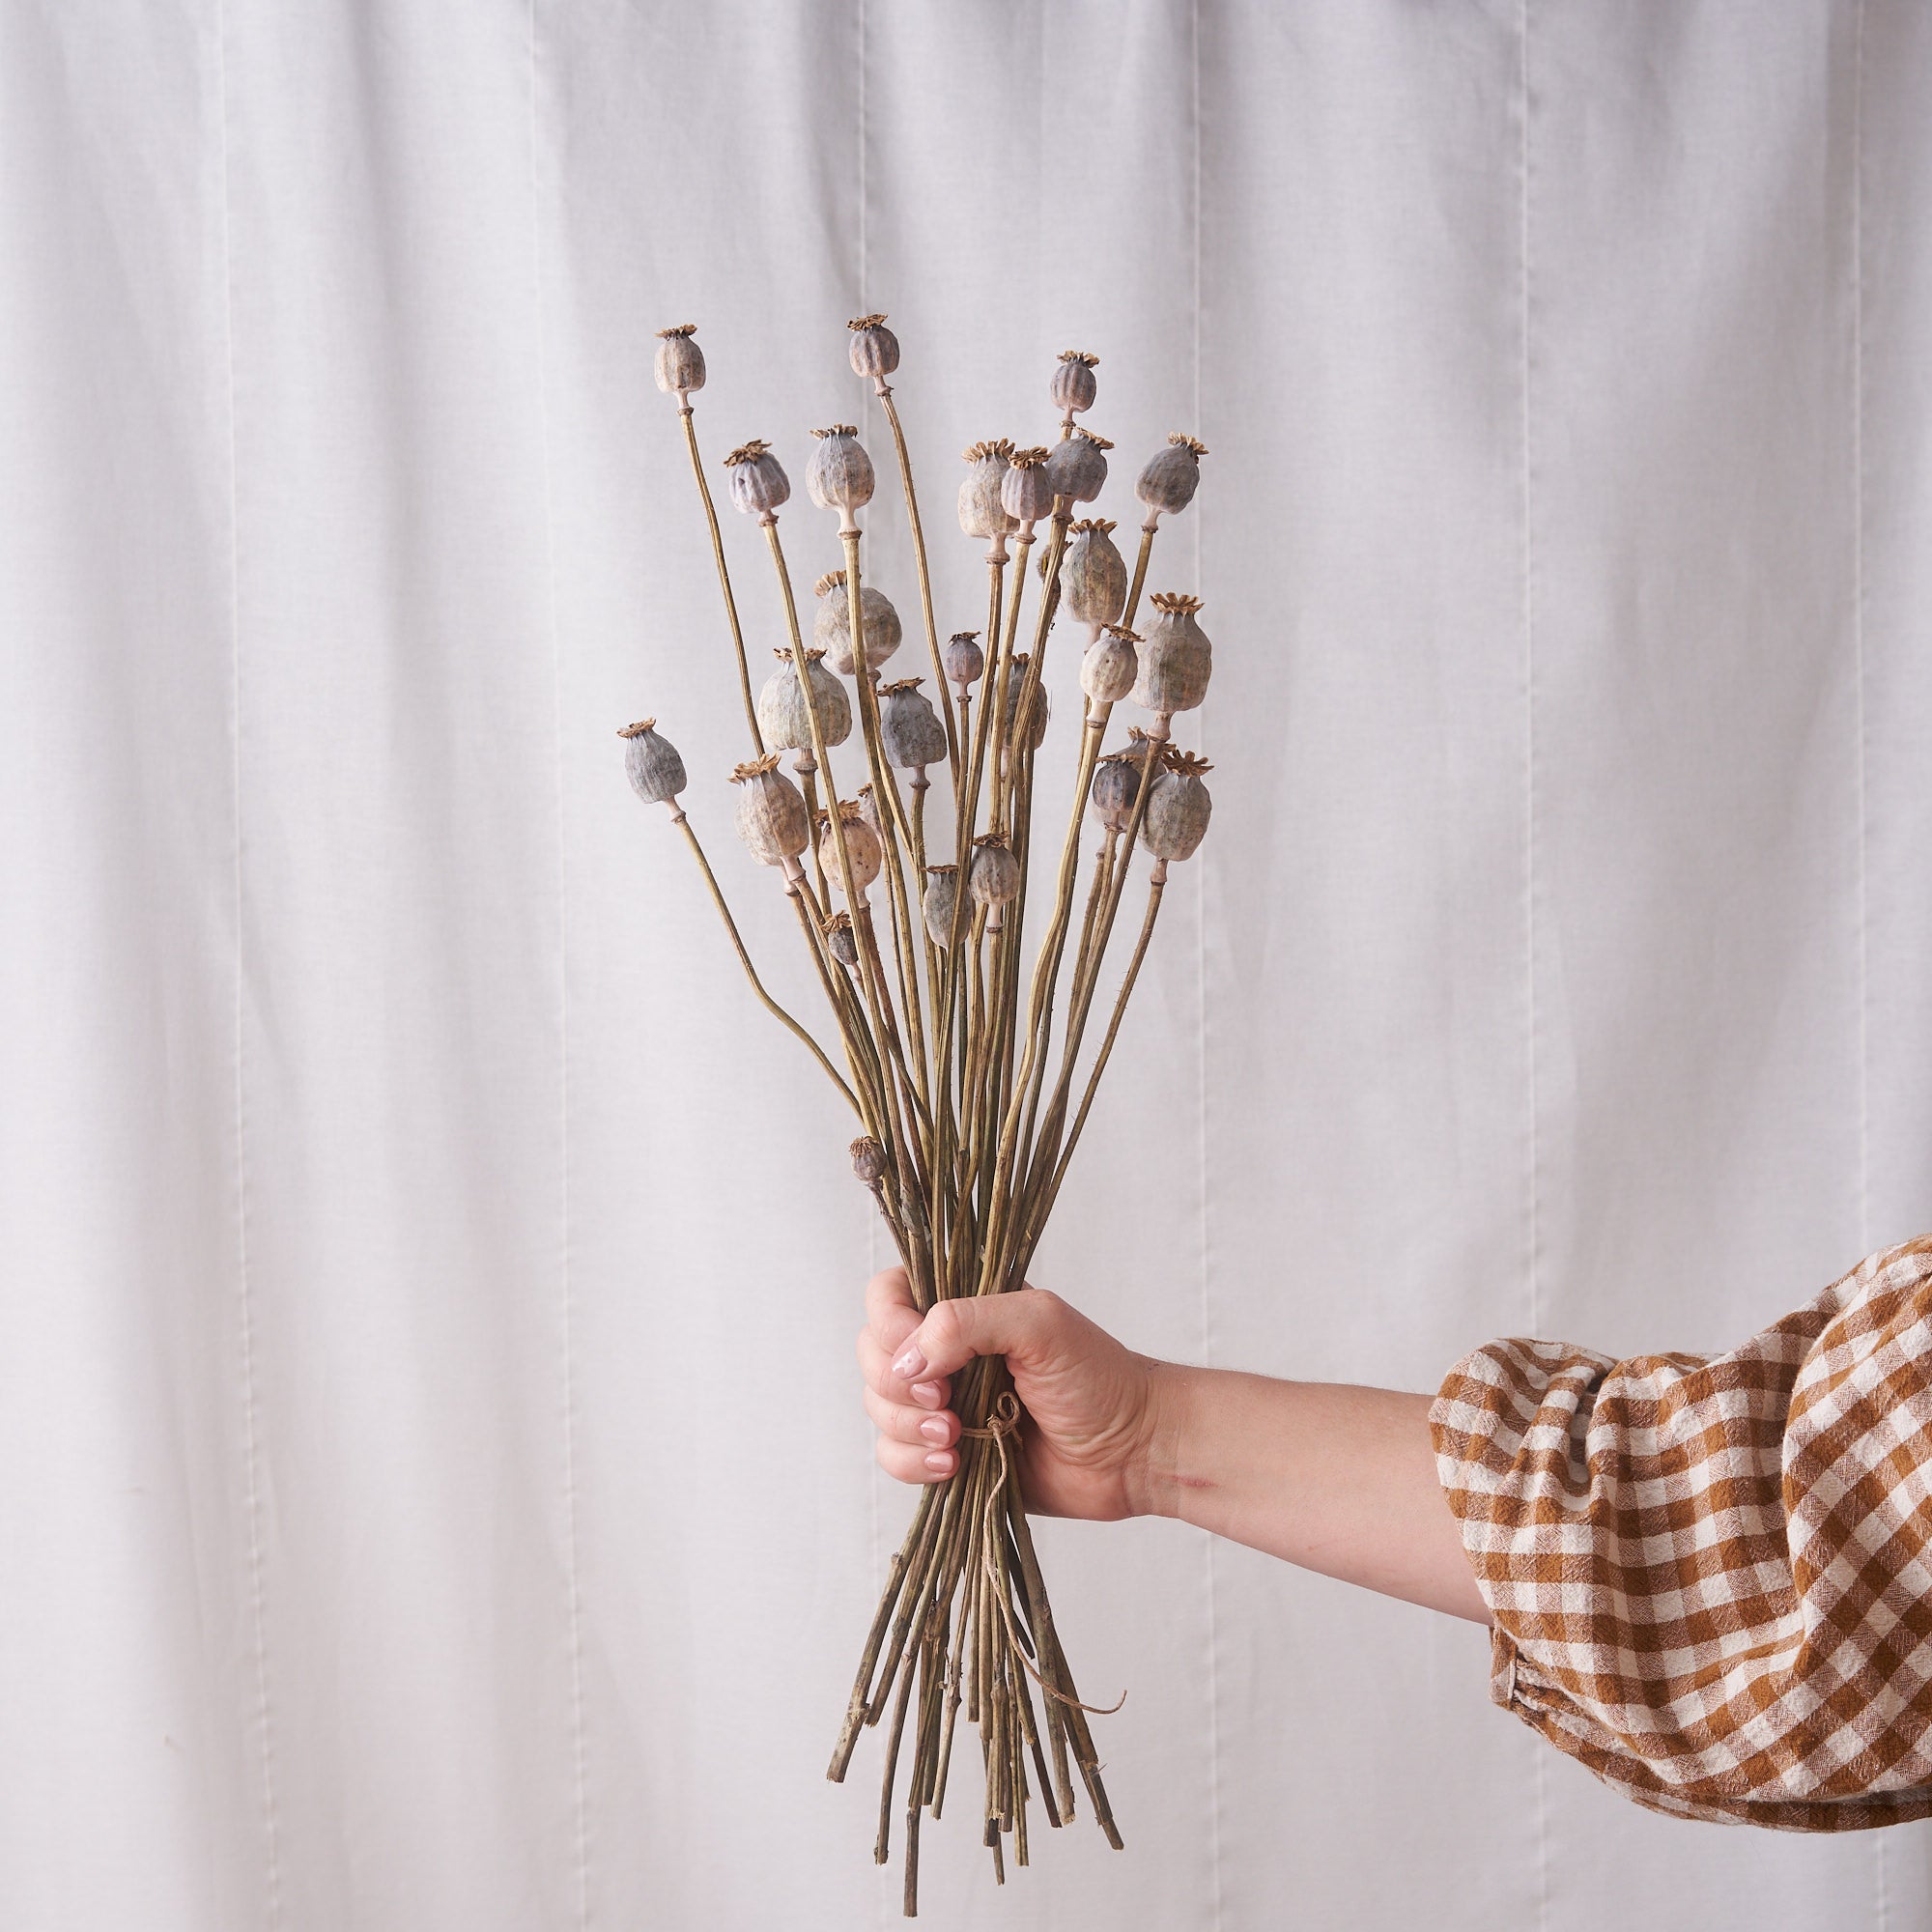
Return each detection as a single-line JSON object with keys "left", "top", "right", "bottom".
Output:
{"left": 1080, "top": 627, "right": 1139, "bottom": 705}
{"left": 847, "top": 313, "right": 900, "bottom": 382}
{"left": 724, "top": 440, "right": 790, "bottom": 521}
{"left": 756, "top": 647, "right": 852, "bottom": 753}
{"left": 850, "top": 1134, "right": 889, "bottom": 1183}
{"left": 1000, "top": 447, "right": 1055, "bottom": 526}
{"left": 1136, "top": 433, "right": 1208, "bottom": 519}
{"left": 969, "top": 836, "right": 1021, "bottom": 908}
{"left": 1132, "top": 592, "right": 1212, "bottom": 716}
{"left": 878, "top": 677, "right": 948, "bottom": 772}
{"left": 1089, "top": 748, "right": 1143, "bottom": 835}
{"left": 1059, "top": 519, "right": 1128, "bottom": 626}
{"left": 653, "top": 324, "right": 704, "bottom": 397}
{"left": 942, "top": 631, "right": 984, "bottom": 690}
{"left": 854, "top": 783, "right": 884, "bottom": 839}
{"left": 617, "top": 717, "right": 687, "bottom": 804}
{"left": 1043, "top": 428, "right": 1111, "bottom": 505}
{"left": 923, "top": 867, "right": 961, "bottom": 947}
{"left": 824, "top": 911, "right": 861, "bottom": 968}
{"left": 1141, "top": 750, "right": 1213, "bottom": 863}
{"left": 819, "top": 800, "right": 883, "bottom": 897}
{"left": 812, "top": 570, "right": 902, "bottom": 675}
{"left": 729, "top": 753, "right": 810, "bottom": 865}
{"left": 958, "top": 440, "right": 1017, "bottom": 541}
{"left": 1004, "top": 653, "right": 1049, "bottom": 753}
{"left": 806, "top": 425, "right": 875, "bottom": 516}
{"left": 1051, "top": 350, "right": 1098, "bottom": 418}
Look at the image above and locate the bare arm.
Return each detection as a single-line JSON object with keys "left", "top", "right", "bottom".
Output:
{"left": 859, "top": 1269, "right": 1489, "bottom": 1626}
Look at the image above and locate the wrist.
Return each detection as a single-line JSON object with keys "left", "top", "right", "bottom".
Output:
{"left": 1122, "top": 1357, "right": 1197, "bottom": 1520}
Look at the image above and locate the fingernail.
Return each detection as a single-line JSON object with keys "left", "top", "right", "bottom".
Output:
{"left": 893, "top": 1342, "right": 927, "bottom": 1379}
{"left": 923, "top": 1449, "right": 954, "bottom": 1475}
{"left": 919, "top": 1417, "right": 950, "bottom": 1444}
{"left": 910, "top": 1380, "right": 944, "bottom": 1408}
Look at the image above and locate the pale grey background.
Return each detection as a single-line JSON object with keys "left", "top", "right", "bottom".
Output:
{"left": 3, "top": 2, "right": 1930, "bottom": 1927}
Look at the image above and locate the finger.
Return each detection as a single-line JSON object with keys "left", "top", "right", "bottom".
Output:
{"left": 864, "top": 1383, "right": 960, "bottom": 1449}
{"left": 876, "top": 1435, "right": 957, "bottom": 1484}
{"left": 858, "top": 1326, "right": 951, "bottom": 1409}
{"left": 889, "top": 1286, "right": 1068, "bottom": 1385}
{"left": 866, "top": 1267, "right": 922, "bottom": 1356}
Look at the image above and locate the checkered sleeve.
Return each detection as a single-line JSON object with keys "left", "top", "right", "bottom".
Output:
{"left": 1430, "top": 1236, "right": 1932, "bottom": 1828}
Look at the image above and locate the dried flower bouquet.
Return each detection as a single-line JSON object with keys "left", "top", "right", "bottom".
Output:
{"left": 623, "top": 316, "right": 1211, "bottom": 1915}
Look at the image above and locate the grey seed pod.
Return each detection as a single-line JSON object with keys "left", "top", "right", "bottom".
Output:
{"left": 1043, "top": 428, "right": 1111, "bottom": 505}
{"left": 1136, "top": 433, "right": 1208, "bottom": 519}
{"left": 819, "top": 802, "right": 883, "bottom": 897}
{"left": 1060, "top": 519, "right": 1128, "bottom": 626}
{"left": 878, "top": 677, "right": 949, "bottom": 771}
{"left": 1089, "top": 749, "right": 1143, "bottom": 835}
{"left": 1141, "top": 751, "right": 1214, "bottom": 863}
{"left": 1132, "top": 593, "right": 1212, "bottom": 716}
{"left": 1080, "top": 627, "right": 1139, "bottom": 705}
{"left": 923, "top": 867, "right": 961, "bottom": 948}
{"left": 812, "top": 570, "right": 902, "bottom": 676}
{"left": 617, "top": 718, "right": 687, "bottom": 804}
{"left": 730, "top": 753, "right": 810, "bottom": 865}
{"left": 958, "top": 440, "right": 1017, "bottom": 540}
{"left": 850, "top": 1134, "right": 888, "bottom": 1183}
{"left": 943, "top": 631, "right": 985, "bottom": 689}
{"left": 724, "top": 440, "right": 790, "bottom": 520}
{"left": 825, "top": 912, "right": 861, "bottom": 968}
{"left": 1051, "top": 350, "right": 1098, "bottom": 417}
{"left": 969, "top": 837, "right": 1021, "bottom": 908}
{"left": 847, "top": 313, "right": 900, "bottom": 381}
{"left": 854, "top": 783, "right": 884, "bottom": 839}
{"left": 1004, "top": 654, "right": 1049, "bottom": 753}
{"left": 653, "top": 325, "right": 705, "bottom": 396}
{"left": 756, "top": 647, "right": 853, "bottom": 753}
{"left": 1000, "top": 447, "right": 1056, "bottom": 526}
{"left": 806, "top": 425, "right": 875, "bottom": 515}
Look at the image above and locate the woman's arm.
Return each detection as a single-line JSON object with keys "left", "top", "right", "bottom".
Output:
{"left": 858, "top": 1267, "right": 1489, "bottom": 1625}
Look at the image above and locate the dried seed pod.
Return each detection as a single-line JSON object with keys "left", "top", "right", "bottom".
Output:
{"left": 1000, "top": 447, "right": 1055, "bottom": 526}
{"left": 617, "top": 718, "right": 687, "bottom": 804}
{"left": 819, "top": 800, "right": 883, "bottom": 896}
{"left": 943, "top": 631, "right": 985, "bottom": 690}
{"left": 854, "top": 783, "right": 885, "bottom": 839}
{"left": 806, "top": 425, "right": 875, "bottom": 516}
{"left": 958, "top": 440, "right": 1017, "bottom": 541}
{"left": 825, "top": 911, "right": 861, "bottom": 968}
{"left": 724, "top": 440, "right": 790, "bottom": 521}
{"left": 1132, "top": 592, "right": 1212, "bottom": 716}
{"left": 812, "top": 570, "right": 902, "bottom": 675}
{"left": 1136, "top": 433, "right": 1208, "bottom": 519}
{"left": 850, "top": 1134, "right": 889, "bottom": 1183}
{"left": 923, "top": 866, "right": 961, "bottom": 947}
{"left": 1043, "top": 428, "right": 1111, "bottom": 505}
{"left": 653, "top": 324, "right": 704, "bottom": 397}
{"left": 1141, "top": 750, "right": 1213, "bottom": 863}
{"left": 1051, "top": 350, "right": 1098, "bottom": 418}
{"left": 878, "top": 677, "right": 949, "bottom": 772}
{"left": 1080, "top": 627, "right": 1139, "bottom": 705}
{"left": 1060, "top": 519, "right": 1128, "bottom": 626}
{"left": 847, "top": 313, "right": 900, "bottom": 381}
{"left": 1004, "top": 654, "right": 1049, "bottom": 752}
{"left": 969, "top": 835, "right": 1021, "bottom": 908}
{"left": 730, "top": 753, "right": 810, "bottom": 865}
{"left": 1089, "top": 748, "right": 1143, "bottom": 834}
{"left": 756, "top": 647, "right": 852, "bottom": 752}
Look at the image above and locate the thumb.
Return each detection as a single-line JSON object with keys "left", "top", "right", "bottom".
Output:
{"left": 891, "top": 1288, "right": 1065, "bottom": 1383}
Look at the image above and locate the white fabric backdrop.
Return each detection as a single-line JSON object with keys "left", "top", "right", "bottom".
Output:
{"left": 4, "top": 2, "right": 1930, "bottom": 1926}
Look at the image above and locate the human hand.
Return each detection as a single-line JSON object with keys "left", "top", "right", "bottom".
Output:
{"left": 855, "top": 1267, "right": 1161, "bottom": 1520}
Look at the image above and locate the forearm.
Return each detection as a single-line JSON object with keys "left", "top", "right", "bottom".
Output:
{"left": 1129, "top": 1361, "right": 1490, "bottom": 1624}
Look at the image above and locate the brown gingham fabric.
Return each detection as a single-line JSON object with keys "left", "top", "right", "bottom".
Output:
{"left": 1431, "top": 1235, "right": 1932, "bottom": 1828}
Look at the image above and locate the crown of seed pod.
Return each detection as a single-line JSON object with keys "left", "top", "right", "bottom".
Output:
{"left": 818, "top": 799, "right": 883, "bottom": 897}
{"left": 1000, "top": 447, "right": 1056, "bottom": 526}
{"left": 729, "top": 753, "right": 810, "bottom": 865}
{"left": 958, "top": 440, "right": 1017, "bottom": 541}
{"left": 850, "top": 1134, "right": 888, "bottom": 1184}
{"left": 943, "top": 631, "right": 984, "bottom": 690}
{"left": 1136, "top": 433, "right": 1208, "bottom": 519}
{"left": 1089, "top": 746, "right": 1144, "bottom": 835}
{"left": 653, "top": 324, "right": 704, "bottom": 397}
{"left": 757, "top": 646, "right": 853, "bottom": 753}
{"left": 878, "top": 677, "right": 949, "bottom": 772}
{"left": 1080, "top": 626, "right": 1139, "bottom": 705}
{"left": 1059, "top": 518, "right": 1128, "bottom": 625}
{"left": 617, "top": 717, "right": 688, "bottom": 804}
{"left": 1050, "top": 350, "right": 1099, "bottom": 418}
{"left": 1141, "top": 750, "right": 1214, "bottom": 863}
{"left": 824, "top": 910, "right": 861, "bottom": 968}
{"left": 806, "top": 425, "right": 875, "bottom": 516}
{"left": 1004, "top": 654, "right": 1049, "bottom": 752}
{"left": 969, "top": 834, "right": 1021, "bottom": 908}
{"left": 922, "top": 866, "right": 960, "bottom": 948}
{"left": 847, "top": 313, "right": 900, "bottom": 382}
{"left": 812, "top": 570, "right": 902, "bottom": 676}
{"left": 1132, "top": 592, "right": 1212, "bottom": 716}
{"left": 1043, "top": 427, "right": 1111, "bottom": 505}
{"left": 724, "top": 440, "right": 790, "bottom": 521}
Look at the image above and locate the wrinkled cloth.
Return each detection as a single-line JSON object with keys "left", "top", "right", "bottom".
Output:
{"left": 1432, "top": 1237, "right": 1932, "bottom": 1829}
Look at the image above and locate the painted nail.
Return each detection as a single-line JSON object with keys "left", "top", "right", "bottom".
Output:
{"left": 923, "top": 1449, "right": 954, "bottom": 1475}
{"left": 909, "top": 1379, "right": 944, "bottom": 1408}
{"left": 919, "top": 1417, "right": 950, "bottom": 1444}
{"left": 893, "top": 1342, "right": 927, "bottom": 1379}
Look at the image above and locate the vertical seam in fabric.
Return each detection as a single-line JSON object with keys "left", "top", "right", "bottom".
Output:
{"left": 526, "top": 7, "right": 591, "bottom": 1924}
{"left": 214, "top": 6, "right": 282, "bottom": 1922}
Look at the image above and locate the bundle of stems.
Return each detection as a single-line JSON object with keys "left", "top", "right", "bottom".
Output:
{"left": 624, "top": 319, "right": 1212, "bottom": 1916}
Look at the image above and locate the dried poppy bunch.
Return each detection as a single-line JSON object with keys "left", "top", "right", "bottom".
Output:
{"left": 626, "top": 316, "right": 1213, "bottom": 1917}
